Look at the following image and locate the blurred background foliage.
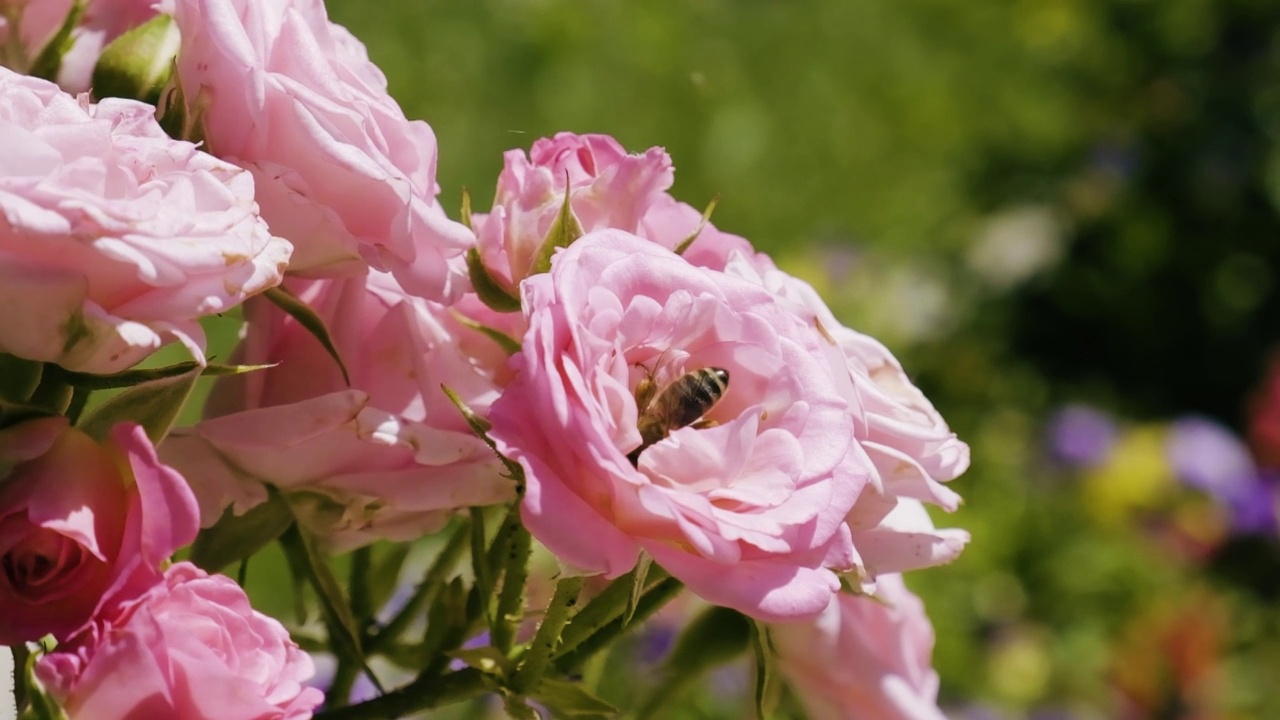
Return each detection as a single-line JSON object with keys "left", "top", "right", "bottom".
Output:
{"left": 292, "top": 0, "right": 1280, "bottom": 716}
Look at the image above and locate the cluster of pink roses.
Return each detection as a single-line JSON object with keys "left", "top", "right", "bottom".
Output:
{"left": 0, "top": 0, "right": 971, "bottom": 718}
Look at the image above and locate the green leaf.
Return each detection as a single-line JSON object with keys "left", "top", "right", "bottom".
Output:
{"left": 78, "top": 364, "right": 201, "bottom": 444}
{"left": 466, "top": 247, "right": 522, "bottom": 313}
{"left": 62, "top": 361, "right": 275, "bottom": 390}
{"left": 279, "top": 525, "right": 383, "bottom": 693}
{"left": 530, "top": 677, "right": 619, "bottom": 718}
{"left": 90, "top": 13, "right": 178, "bottom": 104}
{"left": 673, "top": 194, "right": 720, "bottom": 256}
{"left": 189, "top": 492, "right": 293, "bottom": 572}
{"left": 530, "top": 180, "right": 584, "bottom": 275}
{"left": 26, "top": 0, "right": 84, "bottom": 82}
{"left": 264, "top": 286, "right": 350, "bottom": 386}
{"left": 449, "top": 308, "right": 521, "bottom": 356}
{"left": 420, "top": 577, "right": 470, "bottom": 671}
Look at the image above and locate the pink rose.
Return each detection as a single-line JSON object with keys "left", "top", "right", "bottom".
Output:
{"left": 473, "top": 132, "right": 754, "bottom": 290}
{"left": 0, "top": 66, "right": 290, "bottom": 373}
{"left": 161, "top": 271, "right": 515, "bottom": 551}
{"left": 771, "top": 576, "right": 946, "bottom": 720}
{"left": 2, "top": 0, "right": 170, "bottom": 93}
{"left": 36, "top": 561, "right": 323, "bottom": 720}
{"left": 0, "top": 419, "right": 199, "bottom": 645}
{"left": 172, "top": 0, "right": 472, "bottom": 301}
{"left": 717, "top": 251, "right": 970, "bottom": 583}
{"left": 487, "top": 230, "right": 870, "bottom": 621}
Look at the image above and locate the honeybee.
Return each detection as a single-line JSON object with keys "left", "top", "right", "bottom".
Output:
{"left": 628, "top": 366, "right": 730, "bottom": 464}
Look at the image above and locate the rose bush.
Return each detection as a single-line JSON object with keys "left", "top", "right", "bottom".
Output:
{"left": 36, "top": 561, "right": 323, "bottom": 720}
{"left": 0, "top": 65, "right": 290, "bottom": 373}
{"left": 0, "top": 419, "right": 199, "bottom": 645}
{"left": 171, "top": 0, "right": 472, "bottom": 300}
{"left": 488, "top": 229, "right": 870, "bottom": 621}
{"left": 772, "top": 575, "right": 946, "bottom": 720}
{"left": 161, "top": 271, "right": 515, "bottom": 551}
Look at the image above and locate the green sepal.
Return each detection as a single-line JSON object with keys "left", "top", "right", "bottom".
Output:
{"left": 263, "top": 286, "right": 350, "bottom": 386}
{"left": 26, "top": 0, "right": 84, "bottom": 83}
{"left": 62, "top": 360, "right": 275, "bottom": 390}
{"left": 441, "top": 384, "right": 525, "bottom": 488}
{"left": 90, "top": 13, "right": 178, "bottom": 104}
{"left": 449, "top": 308, "right": 520, "bottom": 356}
{"left": 77, "top": 364, "right": 201, "bottom": 444}
{"left": 447, "top": 646, "right": 512, "bottom": 677}
{"left": 673, "top": 194, "right": 720, "bottom": 256}
{"left": 189, "top": 491, "right": 293, "bottom": 572}
{"left": 460, "top": 187, "right": 475, "bottom": 230}
{"left": 749, "top": 620, "right": 782, "bottom": 720}
{"left": 528, "top": 677, "right": 618, "bottom": 718}
{"left": 624, "top": 552, "right": 653, "bottom": 627}
{"left": 466, "top": 247, "right": 522, "bottom": 313}
{"left": 529, "top": 182, "right": 584, "bottom": 275}
{"left": 22, "top": 643, "right": 69, "bottom": 720}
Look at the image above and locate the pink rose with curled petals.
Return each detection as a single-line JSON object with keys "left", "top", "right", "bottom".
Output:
{"left": 772, "top": 576, "right": 947, "bottom": 720}
{"left": 0, "top": 419, "right": 199, "bottom": 645}
{"left": 716, "top": 250, "right": 970, "bottom": 583}
{"left": 36, "top": 561, "right": 323, "bottom": 720}
{"left": 472, "top": 132, "right": 754, "bottom": 290}
{"left": 172, "top": 0, "right": 472, "bottom": 300}
{"left": 487, "top": 230, "right": 870, "bottom": 621}
{"left": 0, "top": 66, "right": 290, "bottom": 373}
{"left": 1, "top": 0, "right": 172, "bottom": 94}
{"left": 161, "top": 271, "right": 515, "bottom": 552}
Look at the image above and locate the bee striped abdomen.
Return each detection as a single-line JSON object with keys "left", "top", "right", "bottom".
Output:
{"left": 634, "top": 367, "right": 730, "bottom": 454}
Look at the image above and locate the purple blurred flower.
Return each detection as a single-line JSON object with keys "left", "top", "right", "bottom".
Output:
{"left": 1045, "top": 405, "right": 1118, "bottom": 468}
{"left": 1166, "top": 416, "right": 1277, "bottom": 535}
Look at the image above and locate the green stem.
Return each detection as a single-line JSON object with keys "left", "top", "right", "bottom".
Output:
{"left": 511, "top": 576, "right": 584, "bottom": 694}
{"left": 349, "top": 546, "right": 373, "bottom": 626}
{"left": 325, "top": 659, "right": 359, "bottom": 709}
{"left": 367, "top": 519, "right": 470, "bottom": 654}
{"left": 311, "top": 668, "right": 490, "bottom": 720}
{"left": 12, "top": 645, "right": 28, "bottom": 715}
{"left": 556, "top": 565, "right": 670, "bottom": 658}
{"left": 554, "top": 577, "right": 683, "bottom": 673}
{"left": 491, "top": 523, "right": 530, "bottom": 654}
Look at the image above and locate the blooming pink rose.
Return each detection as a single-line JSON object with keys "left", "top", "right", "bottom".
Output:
{"left": 472, "top": 132, "right": 754, "bottom": 291}
{"left": 716, "top": 250, "right": 971, "bottom": 583}
{"left": 0, "top": 419, "right": 199, "bottom": 645}
{"left": 172, "top": 0, "right": 472, "bottom": 301}
{"left": 771, "top": 576, "right": 946, "bottom": 720}
{"left": 36, "top": 561, "right": 323, "bottom": 720}
{"left": 0, "top": 66, "right": 290, "bottom": 373}
{"left": 161, "top": 271, "right": 515, "bottom": 551}
{"left": 487, "top": 230, "right": 870, "bottom": 621}
{"left": 2, "top": 0, "right": 171, "bottom": 94}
